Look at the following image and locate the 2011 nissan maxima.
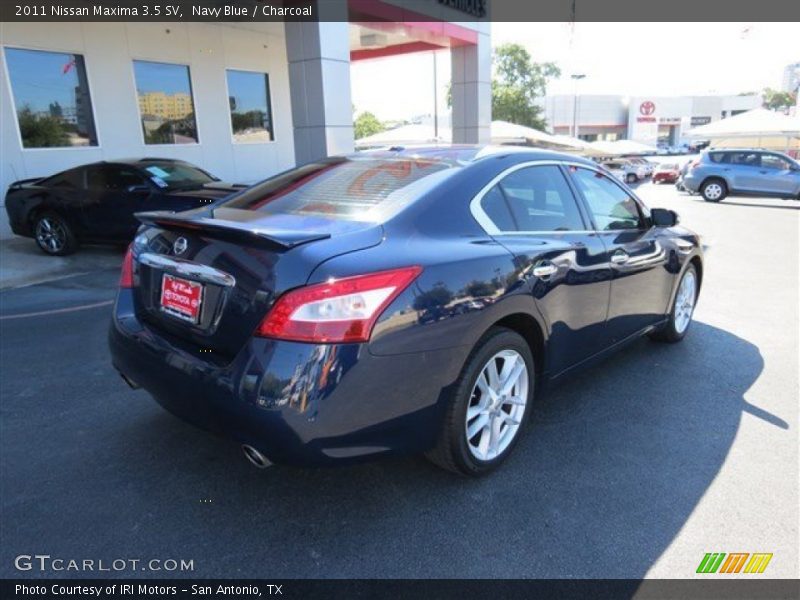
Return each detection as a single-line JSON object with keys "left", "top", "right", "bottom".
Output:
{"left": 109, "top": 146, "right": 703, "bottom": 476}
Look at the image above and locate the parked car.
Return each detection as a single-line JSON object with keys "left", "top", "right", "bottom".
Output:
{"left": 682, "top": 149, "right": 800, "bottom": 202}
{"left": 653, "top": 162, "right": 681, "bottom": 184}
{"left": 625, "top": 157, "right": 655, "bottom": 177}
{"left": 601, "top": 159, "right": 643, "bottom": 183}
{"left": 109, "top": 146, "right": 703, "bottom": 476}
{"left": 5, "top": 158, "right": 246, "bottom": 255}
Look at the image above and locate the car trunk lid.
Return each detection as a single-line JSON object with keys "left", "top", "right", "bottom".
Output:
{"left": 131, "top": 208, "right": 383, "bottom": 360}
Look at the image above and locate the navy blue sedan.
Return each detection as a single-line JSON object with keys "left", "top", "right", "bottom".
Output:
{"left": 109, "top": 146, "right": 703, "bottom": 476}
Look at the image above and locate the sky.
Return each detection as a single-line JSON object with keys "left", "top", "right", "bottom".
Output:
{"left": 350, "top": 22, "right": 800, "bottom": 122}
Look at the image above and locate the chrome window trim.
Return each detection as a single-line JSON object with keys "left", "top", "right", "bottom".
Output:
{"left": 469, "top": 159, "right": 650, "bottom": 235}
{"left": 470, "top": 159, "right": 600, "bottom": 236}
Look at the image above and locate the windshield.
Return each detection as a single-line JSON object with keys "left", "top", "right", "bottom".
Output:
{"left": 141, "top": 161, "right": 216, "bottom": 190}
{"left": 659, "top": 163, "right": 678, "bottom": 170}
{"left": 221, "top": 156, "right": 456, "bottom": 222}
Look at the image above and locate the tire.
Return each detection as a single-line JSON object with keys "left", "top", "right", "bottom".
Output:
{"left": 626, "top": 173, "right": 637, "bottom": 184}
{"left": 426, "top": 327, "right": 534, "bottom": 476}
{"left": 650, "top": 264, "right": 698, "bottom": 343}
{"left": 700, "top": 178, "right": 727, "bottom": 203}
{"left": 33, "top": 211, "right": 77, "bottom": 256}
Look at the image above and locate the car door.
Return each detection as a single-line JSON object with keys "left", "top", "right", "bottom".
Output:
{"left": 569, "top": 166, "right": 673, "bottom": 343}
{"left": 725, "top": 151, "right": 765, "bottom": 192}
{"left": 758, "top": 153, "right": 800, "bottom": 196}
{"left": 83, "top": 165, "right": 155, "bottom": 239}
{"left": 472, "top": 163, "right": 612, "bottom": 373}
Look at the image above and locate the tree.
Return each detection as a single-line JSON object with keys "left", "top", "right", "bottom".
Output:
{"left": 17, "top": 107, "right": 70, "bottom": 148}
{"left": 446, "top": 43, "right": 559, "bottom": 130}
{"left": 354, "top": 111, "right": 385, "bottom": 139}
{"left": 491, "top": 43, "right": 560, "bottom": 130}
{"left": 762, "top": 88, "right": 797, "bottom": 111}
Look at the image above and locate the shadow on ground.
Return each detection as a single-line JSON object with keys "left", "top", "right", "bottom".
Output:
{"left": 0, "top": 317, "right": 780, "bottom": 578}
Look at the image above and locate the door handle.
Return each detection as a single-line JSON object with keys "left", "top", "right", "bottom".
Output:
{"left": 531, "top": 262, "right": 558, "bottom": 278}
{"left": 610, "top": 250, "right": 629, "bottom": 265}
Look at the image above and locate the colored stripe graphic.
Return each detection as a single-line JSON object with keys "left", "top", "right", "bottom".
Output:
{"left": 697, "top": 553, "right": 726, "bottom": 573}
{"left": 719, "top": 553, "right": 749, "bottom": 573}
{"left": 744, "top": 553, "right": 773, "bottom": 573}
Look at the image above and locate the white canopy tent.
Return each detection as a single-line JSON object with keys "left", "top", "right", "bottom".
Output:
{"left": 588, "top": 139, "right": 658, "bottom": 156}
{"left": 356, "top": 120, "right": 603, "bottom": 155}
{"left": 685, "top": 108, "right": 800, "bottom": 154}
{"left": 355, "top": 123, "right": 449, "bottom": 148}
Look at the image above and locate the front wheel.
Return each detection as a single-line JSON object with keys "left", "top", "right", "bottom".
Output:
{"left": 650, "top": 265, "right": 698, "bottom": 343}
{"left": 626, "top": 173, "right": 637, "bottom": 184}
{"left": 426, "top": 327, "right": 534, "bottom": 476}
{"left": 33, "top": 212, "right": 77, "bottom": 256}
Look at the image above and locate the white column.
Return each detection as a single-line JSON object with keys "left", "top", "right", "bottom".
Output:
{"left": 285, "top": 19, "right": 354, "bottom": 164}
{"left": 451, "top": 29, "right": 491, "bottom": 144}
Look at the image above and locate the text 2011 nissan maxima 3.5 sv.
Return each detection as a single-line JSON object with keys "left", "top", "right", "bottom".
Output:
{"left": 109, "top": 146, "right": 703, "bottom": 476}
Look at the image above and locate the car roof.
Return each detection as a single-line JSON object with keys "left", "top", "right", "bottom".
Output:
{"left": 357, "top": 144, "right": 597, "bottom": 168}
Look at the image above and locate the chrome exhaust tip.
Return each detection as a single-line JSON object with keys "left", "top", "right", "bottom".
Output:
{"left": 242, "top": 444, "right": 272, "bottom": 469}
{"left": 119, "top": 371, "right": 140, "bottom": 390}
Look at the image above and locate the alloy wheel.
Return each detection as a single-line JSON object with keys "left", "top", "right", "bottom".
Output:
{"left": 35, "top": 217, "right": 66, "bottom": 254}
{"left": 465, "top": 349, "right": 529, "bottom": 461}
{"left": 674, "top": 270, "right": 697, "bottom": 334}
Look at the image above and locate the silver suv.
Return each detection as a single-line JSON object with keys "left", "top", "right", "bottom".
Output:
{"left": 682, "top": 149, "right": 800, "bottom": 202}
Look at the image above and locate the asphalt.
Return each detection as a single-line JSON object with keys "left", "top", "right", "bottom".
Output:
{"left": 0, "top": 184, "right": 797, "bottom": 579}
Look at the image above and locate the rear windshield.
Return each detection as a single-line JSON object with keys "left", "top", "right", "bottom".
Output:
{"left": 221, "top": 157, "right": 455, "bottom": 222}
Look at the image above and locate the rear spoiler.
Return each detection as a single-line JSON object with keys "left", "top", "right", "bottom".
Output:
{"left": 8, "top": 177, "right": 44, "bottom": 190}
{"left": 135, "top": 211, "right": 331, "bottom": 249}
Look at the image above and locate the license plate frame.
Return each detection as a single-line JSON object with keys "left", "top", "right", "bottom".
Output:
{"left": 159, "top": 273, "right": 204, "bottom": 324}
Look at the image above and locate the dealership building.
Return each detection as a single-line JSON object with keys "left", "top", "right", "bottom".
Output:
{"left": 0, "top": 3, "right": 490, "bottom": 237}
{"left": 544, "top": 93, "right": 762, "bottom": 146}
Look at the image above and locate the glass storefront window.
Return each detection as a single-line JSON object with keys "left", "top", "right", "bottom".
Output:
{"left": 133, "top": 60, "right": 198, "bottom": 144}
{"left": 4, "top": 47, "right": 98, "bottom": 148}
{"left": 226, "top": 69, "right": 273, "bottom": 143}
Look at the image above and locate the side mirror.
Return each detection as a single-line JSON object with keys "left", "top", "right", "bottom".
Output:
{"left": 651, "top": 208, "right": 678, "bottom": 228}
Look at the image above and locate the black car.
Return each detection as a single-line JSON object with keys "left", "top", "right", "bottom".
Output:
{"left": 5, "top": 158, "right": 245, "bottom": 255}
{"left": 109, "top": 146, "right": 703, "bottom": 476}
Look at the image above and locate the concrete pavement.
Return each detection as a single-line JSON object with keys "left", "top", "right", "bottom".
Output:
{"left": 0, "top": 236, "right": 123, "bottom": 290}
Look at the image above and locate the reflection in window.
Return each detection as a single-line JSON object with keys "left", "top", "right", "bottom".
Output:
{"left": 226, "top": 69, "right": 273, "bottom": 143}
{"left": 4, "top": 47, "right": 97, "bottom": 148}
{"left": 133, "top": 60, "right": 198, "bottom": 144}
{"left": 572, "top": 168, "right": 643, "bottom": 231}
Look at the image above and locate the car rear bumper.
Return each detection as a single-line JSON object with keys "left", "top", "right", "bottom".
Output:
{"left": 653, "top": 173, "right": 678, "bottom": 183}
{"left": 108, "top": 290, "right": 465, "bottom": 466}
{"left": 682, "top": 173, "right": 702, "bottom": 191}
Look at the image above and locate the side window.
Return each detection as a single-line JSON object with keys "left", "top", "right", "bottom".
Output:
{"left": 729, "top": 152, "right": 761, "bottom": 167}
{"left": 87, "top": 166, "right": 147, "bottom": 191}
{"left": 761, "top": 155, "right": 791, "bottom": 170}
{"left": 478, "top": 165, "right": 585, "bottom": 232}
{"left": 44, "top": 169, "right": 85, "bottom": 190}
{"left": 571, "top": 168, "right": 645, "bottom": 231}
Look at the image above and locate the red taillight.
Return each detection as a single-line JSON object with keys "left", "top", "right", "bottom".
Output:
{"left": 119, "top": 245, "right": 134, "bottom": 288}
{"left": 256, "top": 266, "right": 422, "bottom": 343}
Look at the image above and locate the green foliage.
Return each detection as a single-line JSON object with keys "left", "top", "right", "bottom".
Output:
{"left": 144, "top": 115, "right": 198, "bottom": 144}
{"left": 231, "top": 110, "right": 267, "bottom": 133}
{"left": 17, "top": 107, "right": 71, "bottom": 148}
{"left": 354, "top": 111, "right": 385, "bottom": 139}
{"left": 762, "top": 88, "right": 797, "bottom": 111}
{"left": 446, "top": 43, "right": 559, "bottom": 131}
{"left": 492, "top": 43, "right": 560, "bottom": 130}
